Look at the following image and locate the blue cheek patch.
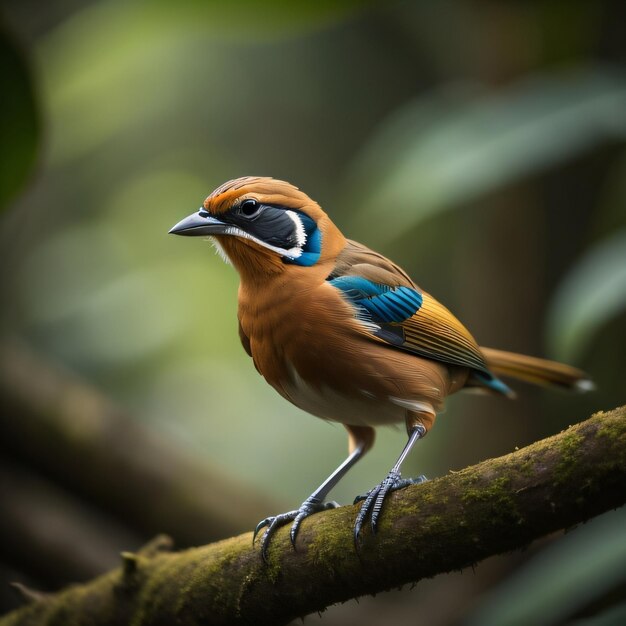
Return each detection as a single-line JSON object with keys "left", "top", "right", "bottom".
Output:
{"left": 328, "top": 276, "right": 423, "bottom": 323}
{"left": 286, "top": 214, "right": 321, "bottom": 266}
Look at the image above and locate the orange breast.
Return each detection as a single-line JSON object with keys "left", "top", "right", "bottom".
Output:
{"left": 237, "top": 271, "right": 461, "bottom": 427}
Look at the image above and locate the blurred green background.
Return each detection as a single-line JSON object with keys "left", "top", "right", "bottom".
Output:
{"left": 0, "top": 0, "right": 625, "bottom": 624}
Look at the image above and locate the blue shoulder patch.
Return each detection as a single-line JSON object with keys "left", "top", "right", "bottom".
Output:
{"left": 328, "top": 276, "right": 423, "bottom": 323}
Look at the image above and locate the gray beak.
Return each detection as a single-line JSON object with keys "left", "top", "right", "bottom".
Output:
{"left": 169, "top": 210, "right": 228, "bottom": 236}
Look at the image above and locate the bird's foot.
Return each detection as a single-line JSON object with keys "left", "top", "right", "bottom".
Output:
{"left": 353, "top": 472, "right": 427, "bottom": 543}
{"left": 253, "top": 496, "right": 339, "bottom": 562}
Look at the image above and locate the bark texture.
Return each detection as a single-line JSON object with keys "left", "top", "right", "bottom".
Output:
{"left": 2, "top": 405, "right": 625, "bottom": 626}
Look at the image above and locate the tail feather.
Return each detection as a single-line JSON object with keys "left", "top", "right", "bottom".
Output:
{"left": 480, "top": 347, "right": 594, "bottom": 391}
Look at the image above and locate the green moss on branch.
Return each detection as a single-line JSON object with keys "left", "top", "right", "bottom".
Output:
{"left": 2, "top": 406, "right": 625, "bottom": 626}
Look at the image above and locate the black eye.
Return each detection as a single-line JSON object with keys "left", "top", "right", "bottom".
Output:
{"left": 240, "top": 199, "right": 260, "bottom": 218}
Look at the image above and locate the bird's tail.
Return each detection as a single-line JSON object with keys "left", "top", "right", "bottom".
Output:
{"left": 481, "top": 347, "right": 594, "bottom": 392}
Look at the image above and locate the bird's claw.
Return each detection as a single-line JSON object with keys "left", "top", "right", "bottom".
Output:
{"left": 353, "top": 472, "right": 427, "bottom": 544}
{"left": 253, "top": 510, "right": 298, "bottom": 563}
{"left": 289, "top": 498, "right": 338, "bottom": 547}
{"left": 253, "top": 497, "right": 339, "bottom": 563}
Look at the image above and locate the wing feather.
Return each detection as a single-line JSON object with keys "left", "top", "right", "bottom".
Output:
{"left": 401, "top": 294, "right": 488, "bottom": 372}
{"left": 328, "top": 240, "right": 490, "bottom": 375}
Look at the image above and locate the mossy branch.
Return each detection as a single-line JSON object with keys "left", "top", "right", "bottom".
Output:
{"left": 2, "top": 405, "right": 625, "bottom": 626}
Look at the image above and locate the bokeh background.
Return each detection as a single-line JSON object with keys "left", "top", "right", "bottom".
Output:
{"left": 1, "top": 1, "right": 625, "bottom": 624}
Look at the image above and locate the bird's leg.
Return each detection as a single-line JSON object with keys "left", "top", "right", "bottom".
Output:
{"left": 254, "top": 424, "right": 373, "bottom": 563}
{"left": 253, "top": 446, "right": 363, "bottom": 562}
{"left": 354, "top": 421, "right": 428, "bottom": 543}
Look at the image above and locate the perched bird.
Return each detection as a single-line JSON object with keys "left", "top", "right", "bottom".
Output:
{"left": 169, "top": 176, "right": 591, "bottom": 561}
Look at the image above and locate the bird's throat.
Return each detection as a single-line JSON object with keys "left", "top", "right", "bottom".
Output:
{"left": 216, "top": 235, "right": 286, "bottom": 281}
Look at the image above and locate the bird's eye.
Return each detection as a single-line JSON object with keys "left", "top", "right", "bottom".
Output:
{"left": 240, "top": 199, "right": 260, "bottom": 218}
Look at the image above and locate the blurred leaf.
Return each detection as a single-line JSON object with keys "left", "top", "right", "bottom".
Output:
{"left": 547, "top": 230, "right": 626, "bottom": 362}
{"left": 344, "top": 68, "right": 626, "bottom": 243}
{"left": 151, "top": 0, "right": 372, "bottom": 36}
{"left": 572, "top": 602, "right": 626, "bottom": 626}
{"left": 465, "top": 507, "right": 626, "bottom": 626}
{"left": 16, "top": 223, "right": 184, "bottom": 366}
{"left": 14, "top": 168, "right": 233, "bottom": 367}
{"left": 39, "top": 0, "right": 369, "bottom": 165}
{"left": 0, "top": 22, "right": 40, "bottom": 210}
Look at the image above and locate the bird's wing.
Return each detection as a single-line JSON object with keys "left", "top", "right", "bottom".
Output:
{"left": 327, "top": 240, "right": 491, "bottom": 377}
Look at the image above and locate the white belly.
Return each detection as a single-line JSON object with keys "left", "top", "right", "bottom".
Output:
{"left": 279, "top": 362, "right": 435, "bottom": 426}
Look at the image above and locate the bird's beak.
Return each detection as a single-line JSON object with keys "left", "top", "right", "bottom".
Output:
{"left": 168, "top": 210, "right": 228, "bottom": 236}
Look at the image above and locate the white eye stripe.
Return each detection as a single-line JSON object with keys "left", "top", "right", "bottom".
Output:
{"left": 224, "top": 226, "right": 303, "bottom": 259}
{"left": 285, "top": 210, "right": 307, "bottom": 248}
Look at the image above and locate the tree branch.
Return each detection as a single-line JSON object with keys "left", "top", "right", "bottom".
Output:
{"left": 2, "top": 405, "right": 625, "bottom": 626}
{"left": 0, "top": 460, "right": 142, "bottom": 585}
{"left": 0, "top": 340, "right": 277, "bottom": 545}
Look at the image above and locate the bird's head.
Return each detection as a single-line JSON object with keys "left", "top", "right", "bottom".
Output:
{"left": 169, "top": 177, "right": 346, "bottom": 280}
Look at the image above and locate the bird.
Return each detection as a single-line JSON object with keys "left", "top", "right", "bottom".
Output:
{"left": 169, "top": 176, "right": 592, "bottom": 561}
